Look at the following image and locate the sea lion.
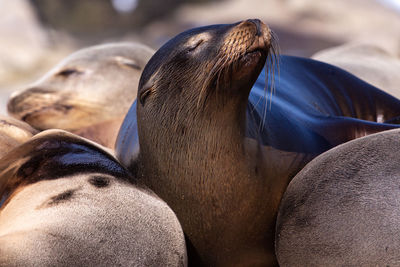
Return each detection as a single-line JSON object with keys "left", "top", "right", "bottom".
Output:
{"left": 115, "top": 19, "right": 400, "bottom": 266}
{"left": 275, "top": 128, "right": 400, "bottom": 266}
{"left": 0, "top": 130, "right": 187, "bottom": 266}
{"left": 7, "top": 43, "right": 154, "bottom": 148}
{"left": 312, "top": 42, "right": 400, "bottom": 99}
{"left": 0, "top": 115, "right": 38, "bottom": 159}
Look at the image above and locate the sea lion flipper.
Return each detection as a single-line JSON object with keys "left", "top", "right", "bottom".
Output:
{"left": 246, "top": 56, "right": 400, "bottom": 154}
{"left": 115, "top": 100, "right": 139, "bottom": 170}
{"left": 309, "top": 116, "right": 399, "bottom": 147}
{"left": 384, "top": 115, "right": 400, "bottom": 124}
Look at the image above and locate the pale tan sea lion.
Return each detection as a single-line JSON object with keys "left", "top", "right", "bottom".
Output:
{"left": 312, "top": 42, "right": 400, "bottom": 99}
{"left": 276, "top": 128, "right": 400, "bottom": 266}
{"left": 7, "top": 43, "right": 154, "bottom": 148}
{"left": 0, "top": 130, "right": 187, "bottom": 266}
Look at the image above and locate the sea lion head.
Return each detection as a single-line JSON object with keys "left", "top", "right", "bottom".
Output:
{"left": 7, "top": 43, "right": 154, "bottom": 131}
{"left": 136, "top": 19, "right": 276, "bottom": 161}
{"left": 138, "top": 19, "right": 274, "bottom": 112}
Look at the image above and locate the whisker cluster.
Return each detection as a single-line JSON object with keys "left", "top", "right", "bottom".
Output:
{"left": 260, "top": 30, "right": 280, "bottom": 131}
{"left": 196, "top": 26, "right": 280, "bottom": 119}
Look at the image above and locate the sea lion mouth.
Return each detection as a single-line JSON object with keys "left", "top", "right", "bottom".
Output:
{"left": 20, "top": 103, "right": 73, "bottom": 124}
{"left": 8, "top": 87, "right": 107, "bottom": 130}
{"left": 8, "top": 88, "right": 74, "bottom": 128}
{"left": 242, "top": 49, "right": 267, "bottom": 64}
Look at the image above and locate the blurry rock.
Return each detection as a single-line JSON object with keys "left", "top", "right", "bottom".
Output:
{"left": 0, "top": 0, "right": 49, "bottom": 81}
{"left": 171, "top": 0, "right": 400, "bottom": 56}
{"left": 29, "top": 0, "right": 224, "bottom": 42}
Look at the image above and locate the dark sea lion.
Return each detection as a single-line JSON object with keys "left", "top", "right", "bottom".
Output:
{"left": 0, "top": 115, "right": 38, "bottom": 159}
{"left": 275, "top": 128, "right": 400, "bottom": 266}
{"left": 0, "top": 130, "right": 187, "bottom": 266}
{"left": 312, "top": 42, "right": 400, "bottom": 99}
{"left": 115, "top": 19, "right": 400, "bottom": 266}
{"left": 7, "top": 43, "right": 154, "bottom": 148}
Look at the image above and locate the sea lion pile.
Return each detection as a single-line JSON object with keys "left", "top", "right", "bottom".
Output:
{"left": 1, "top": 19, "right": 400, "bottom": 266}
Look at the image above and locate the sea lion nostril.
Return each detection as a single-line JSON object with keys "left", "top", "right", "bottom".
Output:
{"left": 247, "top": 19, "right": 263, "bottom": 36}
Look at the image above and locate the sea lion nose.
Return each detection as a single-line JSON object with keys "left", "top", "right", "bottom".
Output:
{"left": 239, "top": 19, "right": 271, "bottom": 44}
{"left": 240, "top": 19, "right": 271, "bottom": 51}
{"left": 7, "top": 89, "right": 27, "bottom": 114}
{"left": 246, "top": 19, "right": 263, "bottom": 36}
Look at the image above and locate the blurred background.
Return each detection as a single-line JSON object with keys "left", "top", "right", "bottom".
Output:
{"left": 1, "top": 0, "right": 400, "bottom": 114}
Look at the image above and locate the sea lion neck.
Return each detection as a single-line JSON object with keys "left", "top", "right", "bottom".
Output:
{"left": 137, "top": 88, "right": 249, "bottom": 169}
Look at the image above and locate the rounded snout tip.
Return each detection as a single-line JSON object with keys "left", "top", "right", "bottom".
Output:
{"left": 243, "top": 19, "right": 272, "bottom": 42}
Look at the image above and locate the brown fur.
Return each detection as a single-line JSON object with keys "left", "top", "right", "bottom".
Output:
{"left": 117, "top": 19, "right": 400, "bottom": 266}
{"left": 133, "top": 19, "right": 287, "bottom": 266}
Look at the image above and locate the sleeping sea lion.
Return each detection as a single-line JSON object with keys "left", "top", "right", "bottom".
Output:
{"left": 275, "top": 128, "right": 400, "bottom": 266}
{"left": 115, "top": 19, "right": 400, "bottom": 266}
{"left": 0, "top": 130, "right": 187, "bottom": 266}
{"left": 7, "top": 43, "right": 154, "bottom": 148}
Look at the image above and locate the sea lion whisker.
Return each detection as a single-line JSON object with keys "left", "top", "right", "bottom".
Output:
{"left": 259, "top": 34, "right": 280, "bottom": 130}
{"left": 197, "top": 61, "right": 221, "bottom": 108}
{"left": 268, "top": 32, "right": 280, "bottom": 104}
{"left": 197, "top": 55, "right": 231, "bottom": 108}
{"left": 211, "top": 61, "right": 229, "bottom": 104}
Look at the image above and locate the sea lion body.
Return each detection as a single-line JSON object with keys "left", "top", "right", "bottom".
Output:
{"left": 0, "top": 130, "right": 187, "bottom": 266}
{"left": 312, "top": 42, "right": 400, "bottom": 99}
{"left": 276, "top": 129, "right": 400, "bottom": 266}
{"left": 116, "top": 20, "right": 400, "bottom": 266}
{"left": 7, "top": 43, "right": 154, "bottom": 148}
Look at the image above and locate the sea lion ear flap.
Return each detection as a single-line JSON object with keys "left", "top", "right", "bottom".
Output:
{"left": 139, "top": 76, "right": 156, "bottom": 105}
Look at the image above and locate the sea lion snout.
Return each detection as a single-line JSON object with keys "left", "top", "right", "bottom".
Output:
{"left": 8, "top": 87, "right": 56, "bottom": 116}
{"left": 244, "top": 19, "right": 267, "bottom": 37}
{"left": 234, "top": 19, "right": 272, "bottom": 53}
